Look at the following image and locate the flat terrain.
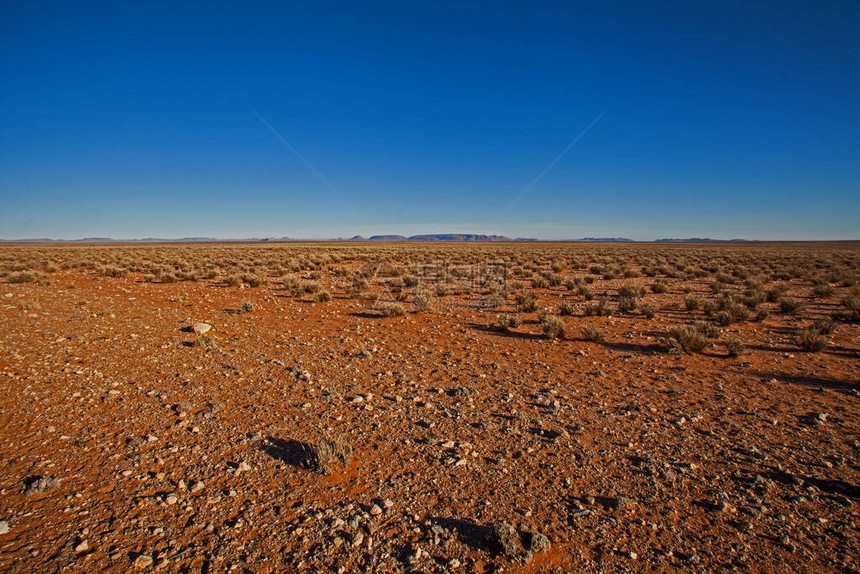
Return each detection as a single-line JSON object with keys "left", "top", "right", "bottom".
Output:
{"left": 0, "top": 242, "right": 858, "bottom": 573}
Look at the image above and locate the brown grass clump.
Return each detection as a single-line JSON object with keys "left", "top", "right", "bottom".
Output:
{"left": 515, "top": 292, "right": 538, "bottom": 313}
{"left": 796, "top": 328, "right": 826, "bottom": 352}
{"left": 539, "top": 313, "right": 565, "bottom": 339}
{"left": 495, "top": 313, "right": 522, "bottom": 332}
{"left": 412, "top": 293, "right": 432, "bottom": 312}
{"left": 580, "top": 324, "right": 604, "bottom": 342}
{"left": 724, "top": 338, "right": 745, "bottom": 358}
{"left": 666, "top": 325, "right": 709, "bottom": 354}
{"left": 779, "top": 297, "right": 804, "bottom": 314}
{"left": 6, "top": 272, "right": 37, "bottom": 284}
{"left": 381, "top": 302, "right": 406, "bottom": 317}
{"left": 309, "top": 435, "right": 352, "bottom": 474}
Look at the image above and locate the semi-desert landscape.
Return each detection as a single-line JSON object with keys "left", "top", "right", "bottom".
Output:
{"left": 0, "top": 241, "right": 857, "bottom": 573}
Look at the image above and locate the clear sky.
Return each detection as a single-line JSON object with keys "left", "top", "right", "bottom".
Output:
{"left": 2, "top": 1, "right": 858, "bottom": 240}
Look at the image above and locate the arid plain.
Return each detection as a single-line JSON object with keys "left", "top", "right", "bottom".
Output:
{"left": 0, "top": 242, "right": 857, "bottom": 573}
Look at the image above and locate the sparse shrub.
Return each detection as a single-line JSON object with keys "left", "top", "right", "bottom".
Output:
{"left": 666, "top": 325, "right": 709, "bottom": 354}
{"left": 839, "top": 296, "right": 860, "bottom": 322}
{"left": 618, "top": 295, "right": 638, "bottom": 313}
{"left": 584, "top": 299, "right": 612, "bottom": 317}
{"left": 381, "top": 302, "right": 406, "bottom": 317}
{"left": 796, "top": 328, "right": 826, "bottom": 352}
{"left": 754, "top": 309, "right": 770, "bottom": 322}
{"left": 580, "top": 324, "right": 604, "bottom": 342}
{"left": 412, "top": 293, "right": 432, "bottom": 312}
{"left": 316, "top": 290, "right": 331, "bottom": 302}
{"left": 618, "top": 282, "right": 644, "bottom": 299}
{"left": 309, "top": 435, "right": 352, "bottom": 474}
{"left": 351, "top": 277, "right": 369, "bottom": 296}
{"left": 495, "top": 313, "right": 522, "bottom": 332}
{"left": 578, "top": 285, "right": 594, "bottom": 300}
{"left": 192, "top": 334, "right": 216, "bottom": 349}
{"left": 725, "top": 338, "right": 744, "bottom": 358}
{"left": 515, "top": 292, "right": 538, "bottom": 313}
{"left": 813, "top": 283, "right": 834, "bottom": 298}
{"left": 559, "top": 301, "right": 576, "bottom": 316}
{"left": 6, "top": 271, "right": 37, "bottom": 284}
{"left": 403, "top": 275, "right": 419, "bottom": 287}
{"left": 779, "top": 297, "right": 804, "bottom": 314}
{"left": 812, "top": 318, "right": 836, "bottom": 335}
{"left": 693, "top": 321, "right": 721, "bottom": 338}
{"left": 484, "top": 295, "right": 505, "bottom": 309}
{"left": 302, "top": 281, "right": 321, "bottom": 294}
{"left": 240, "top": 300, "right": 255, "bottom": 313}
{"left": 241, "top": 273, "right": 264, "bottom": 287}
{"left": 685, "top": 295, "right": 703, "bottom": 311}
{"left": 651, "top": 281, "right": 669, "bottom": 294}
{"left": 741, "top": 289, "right": 765, "bottom": 308}
{"left": 767, "top": 284, "right": 788, "bottom": 303}
{"left": 539, "top": 314, "right": 565, "bottom": 339}
{"left": 640, "top": 303, "right": 658, "bottom": 319}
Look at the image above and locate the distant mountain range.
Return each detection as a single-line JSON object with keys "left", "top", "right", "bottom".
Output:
{"left": 0, "top": 235, "right": 764, "bottom": 243}
{"left": 655, "top": 238, "right": 752, "bottom": 243}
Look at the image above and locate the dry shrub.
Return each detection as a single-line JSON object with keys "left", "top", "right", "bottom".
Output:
{"left": 6, "top": 272, "right": 37, "bottom": 284}
{"left": 796, "top": 328, "right": 826, "bottom": 352}
{"left": 381, "top": 302, "right": 406, "bottom": 317}
{"left": 725, "top": 338, "right": 744, "bottom": 358}
{"left": 685, "top": 295, "right": 702, "bottom": 311}
{"left": 495, "top": 313, "right": 522, "bottom": 332}
{"left": 515, "top": 292, "right": 538, "bottom": 312}
{"left": 559, "top": 300, "right": 576, "bottom": 316}
{"left": 309, "top": 435, "right": 352, "bottom": 474}
{"left": 580, "top": 324, "right": 604, "bottom": 342}
{"left": 640, "top": 302, "right": 658, "bottom": 319}
{"left": 666, "top": 325, "right": 709, "bottom": 354}
{"left": 779, "top": 297, "right": 804, "bottom": 314}
{"left": 412, "top": 293, "right": 432, "bottom": 312}
{"left": 539, "top": 313, "right": 565, "bottom": 339}
{"left": 316, "top": 290, "right": 331, "bottom": 302}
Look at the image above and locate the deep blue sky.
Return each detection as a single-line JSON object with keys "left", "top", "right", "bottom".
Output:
{"left": 2, "top": 1, "right": 858, "bottom": 240}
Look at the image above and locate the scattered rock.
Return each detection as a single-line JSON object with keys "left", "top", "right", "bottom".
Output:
{"left": 0, "top": 521, "right": 8, "bottom": 535}
{"left": 24, "top": 475, "right": 61, "bottom": 495}
{"left": 491, "top": 521, "right": 523, "bottom": 557}
{"left": 191, "top": 323, "right": 211, "bottom": 335}
{"left": 133, "top": 554, "right": 154, "bottom": 569}
{"left": 74, "top": 540, "right": 89, "bottom": 554}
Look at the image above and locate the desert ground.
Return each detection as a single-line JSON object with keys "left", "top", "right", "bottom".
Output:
{"left": 0, "top": 242, "right": 857, "bottom": 573}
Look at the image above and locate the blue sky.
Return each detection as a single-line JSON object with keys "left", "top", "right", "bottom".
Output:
{"left": 2, "top": 1, "right": 858, "bottom": 240}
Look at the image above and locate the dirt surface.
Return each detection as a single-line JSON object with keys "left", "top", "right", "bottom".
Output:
{"left": 0, "top": 242, "right": 858, "bottom": 572}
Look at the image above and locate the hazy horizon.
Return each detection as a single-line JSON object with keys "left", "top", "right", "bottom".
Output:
{"left": 2, "top": 1, "right": 859, "bottom": 241}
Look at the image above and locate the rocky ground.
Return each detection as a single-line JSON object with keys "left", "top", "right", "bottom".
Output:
{"left": 0, "top": 243, "right": 858, "bottom": 573}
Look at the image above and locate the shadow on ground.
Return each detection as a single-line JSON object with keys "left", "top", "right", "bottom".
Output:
{"left": 261, "top": 437, "right": 313, "bottom": 468}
